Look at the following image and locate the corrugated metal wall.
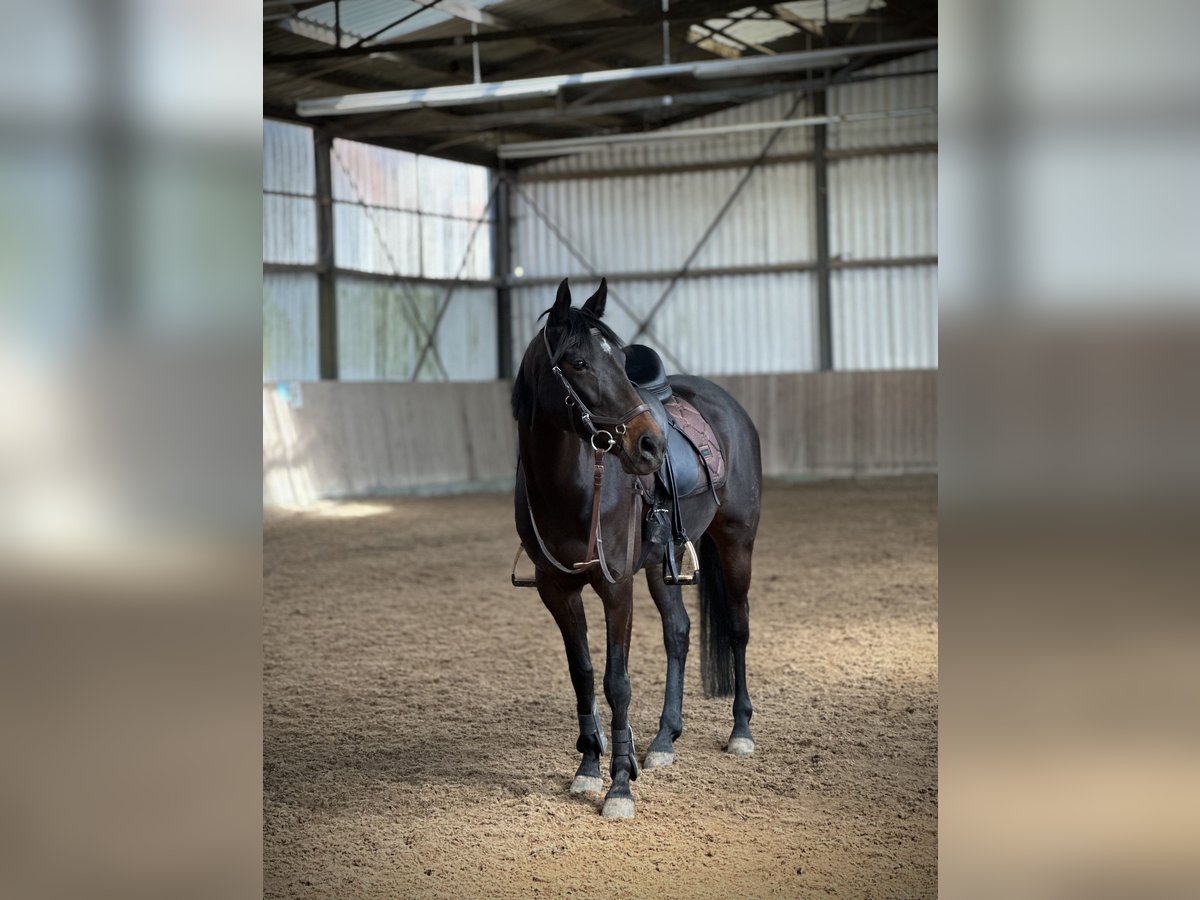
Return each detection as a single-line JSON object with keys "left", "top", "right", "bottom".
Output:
{"left": 828, "top": 50, "right": 936, "bottom": 369}
{"left": 327, "top": 138, "right": 497, "bottom": 380}
{"left": 264, "top": 195, "right": 317, "bottom": 265}
{"left": 832, "top": 267, "right": 938, "bottom": 370}
{"left": 829, "top": 154, "right": 937, "bottom": 260}
{"left": 264, "top": 272, "right": 320, "bottom": 381}
{"left": 330, "top": 138, "right": 493, "bottom": 281}
{"left": 512, "top": 273, "right": 819, "bottom": 375}
{"left": 527, "top": 90, "right": 814, "bottom": 175}
{"left": 264, "top": 121, "right": 319, "bottom": 380}
{"left": 514, "top": 165, "right": 815, "bottom": 275}
{"left": 263, "top": 119, "right": 315, "bottom": 195}
{"left": 264, "top": 121, "right": 498, "bottom": 383}
{"left": 263, "top": 120, "right": 318, "bottom": 265}
{"left": 510, "top": 126, "right": 819, "bottom": 375}
{"left": 337, "top": 277, "right": 497, "bottom": 382}
{"left": 511, "top": 51, "right": 937, "bottom": 374}
{"left": 265, "top": 52, "right": 936, "bottom": 383}
{"left": 827, "top": 51, "right": 937, "bottom": 149}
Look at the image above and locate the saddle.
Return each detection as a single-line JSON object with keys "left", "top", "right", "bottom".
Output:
{"left": 625, "top": 345, "right": 725, "bottom": 585}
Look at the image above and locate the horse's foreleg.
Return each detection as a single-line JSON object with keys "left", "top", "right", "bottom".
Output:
{"left": 596, "top": 577, "right": 638, "bottom": 818}
{"left": 537, "top": 573, "right": 605, "bottom": 795}
{"left": 644, "top": 563, "right": 689, "bottom": 769}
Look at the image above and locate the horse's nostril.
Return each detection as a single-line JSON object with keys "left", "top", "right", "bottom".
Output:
{"left": 639, "top": 432, "right": 663, "bottom": 458}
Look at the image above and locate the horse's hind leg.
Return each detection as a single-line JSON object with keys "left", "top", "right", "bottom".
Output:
{"left": 643, "top": 563, "right": 689, "bottom": 769}
{"left": 537, "top": 573, "right": 606, "bottom": 795}
{"left": 713, "top": 529, "right": 756, "bottom": 756}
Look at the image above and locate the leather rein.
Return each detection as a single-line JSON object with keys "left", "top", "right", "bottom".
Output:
{"left": 521, "top": 324, "right": 652, "bottom": 584}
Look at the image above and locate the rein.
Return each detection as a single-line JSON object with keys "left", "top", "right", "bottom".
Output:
{"left": 520, "top": 324, "right": 652, "bottom": 585}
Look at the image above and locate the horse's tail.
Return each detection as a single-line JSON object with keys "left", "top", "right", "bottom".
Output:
{"left": 698, "top": 532, "right": 735, "bottom": 698}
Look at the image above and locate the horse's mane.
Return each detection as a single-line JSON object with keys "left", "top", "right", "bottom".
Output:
{"left": 510, "top": 305, "right": 623, "bottom": 421}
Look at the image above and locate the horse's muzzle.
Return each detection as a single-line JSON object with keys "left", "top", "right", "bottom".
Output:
{"left": 620, "top": 421, "right": 665, "bottom": 475}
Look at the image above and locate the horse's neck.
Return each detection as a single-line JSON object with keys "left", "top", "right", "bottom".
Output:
{"left": 518, "top": 420, "right": 590, "bottom": 506}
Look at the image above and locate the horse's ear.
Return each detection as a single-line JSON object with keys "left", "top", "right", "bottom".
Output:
{"left": 550, "top": 278, "right": 572, "bottom": 325}
{"left": 583, "top": 277, "right": 607, "bottom": 319}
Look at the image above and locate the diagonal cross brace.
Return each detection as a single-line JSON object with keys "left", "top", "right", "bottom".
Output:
{"left": 331, "top": 143, "right": 452, "bottom": 379}
{"left": 631, "top": 92, "right": 808, "bottom": 343}
{"left": 510, "top": 181, "right": 687, "bottom": 373}
{"left": 409, "top": 178, "right": 501, "bottom": 381}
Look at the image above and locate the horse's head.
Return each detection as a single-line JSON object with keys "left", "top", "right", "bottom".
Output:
{"left": 513, "top": 278, "right": 667, "bottom": 476}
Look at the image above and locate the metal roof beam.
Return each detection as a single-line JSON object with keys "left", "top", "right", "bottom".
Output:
{"left": 293, "top": 38, "right": 935, "bottom": 117}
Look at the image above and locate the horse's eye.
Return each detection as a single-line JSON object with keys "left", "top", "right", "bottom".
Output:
{"left": 571, "top": 358, "right": 587, "bottom": 370}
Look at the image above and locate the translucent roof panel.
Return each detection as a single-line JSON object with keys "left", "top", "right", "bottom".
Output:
{"left": 296, "top": 0, "right": 507, "bottom": 46}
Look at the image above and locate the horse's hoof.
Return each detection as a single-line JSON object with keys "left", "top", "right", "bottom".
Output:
{"left": 570, "top": 775, "right": 604, "bottom": 795}
{"left": 601, "top": 796, "right": 636, "bottom": 819}
{"left": 643, "top": 750, "right": 676, "bottom": 769}
{"left": 726, "top": 737, "right": 755, "bottom": 756}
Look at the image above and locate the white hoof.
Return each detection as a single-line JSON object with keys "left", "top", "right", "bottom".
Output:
{"left": 643, "top": 750, "right": 676, "bottom": 769}
{"left": 601, "top": 796, "right": 636, "bottom": 819}
{"left": 726, "top": 737, "right": 755, "bottom": 756}
{"left": 570, "top": 775, "right": 604, "bottom": 795}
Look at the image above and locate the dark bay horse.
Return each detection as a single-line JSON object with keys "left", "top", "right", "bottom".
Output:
{"left": 511, "top": 277, "right": 762, "bottom": 819}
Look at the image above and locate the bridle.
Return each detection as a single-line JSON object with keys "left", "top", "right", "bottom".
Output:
{"left": 541, "top": 322, "right": 651, "bottom": 455}
{"left": 516, "top": 323, "right": 656, "bottom": 585}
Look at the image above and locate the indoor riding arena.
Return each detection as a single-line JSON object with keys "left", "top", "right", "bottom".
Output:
{"left": 264, "top": 3, "right": 937, "bottom": 897}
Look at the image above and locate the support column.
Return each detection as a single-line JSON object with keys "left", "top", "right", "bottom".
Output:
{"left": 494, "top": 170, "right": 514, "bottom": 379}
{"left": 314, "top": 129, "right": 338, "bottom": 380}
{"left": 813, "top": 90, "right": 833, "bottom": 372}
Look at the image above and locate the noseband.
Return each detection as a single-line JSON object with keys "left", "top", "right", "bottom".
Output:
{"left": 542, "top": 323, "right": 651, "bottom": 453}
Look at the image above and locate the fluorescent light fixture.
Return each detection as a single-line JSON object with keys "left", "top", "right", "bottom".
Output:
{"left": 693, "top": 54, "right": 851, "bottom": 79}
{"left": 297, "top": 84, "right": 559, "bottom": 117}
{"left": 423, "top": 82, "right": 561, "bottom": 108}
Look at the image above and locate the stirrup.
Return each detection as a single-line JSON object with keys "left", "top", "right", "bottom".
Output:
{"left": 511, "top": 545, "right": 538, "bottom": 588}
{"left": 662, "top": 539, "right": 699, "bottom": 586}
